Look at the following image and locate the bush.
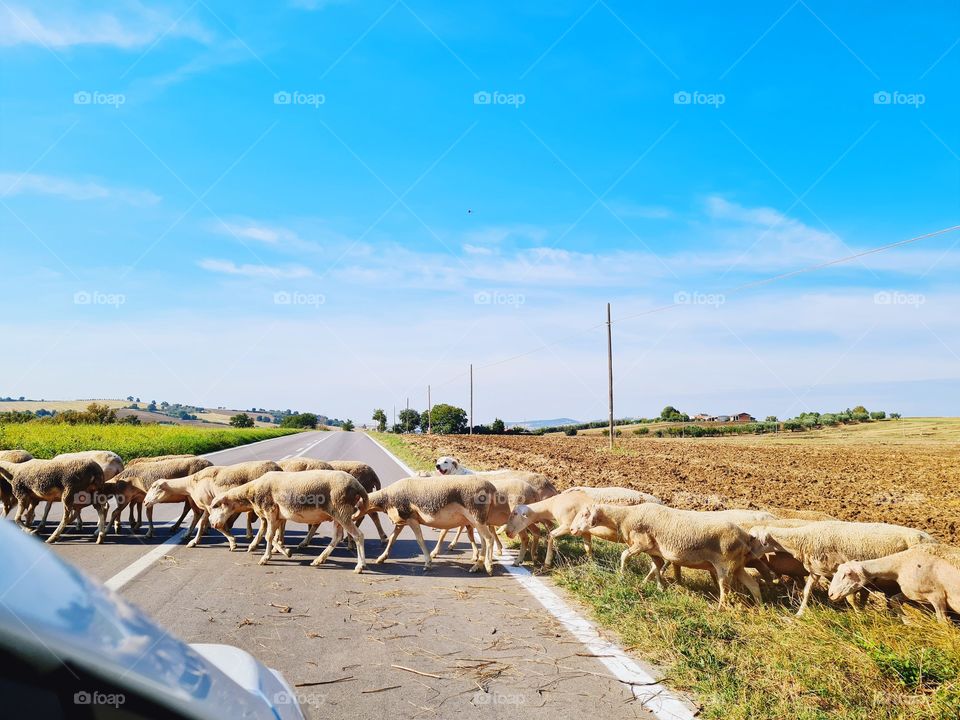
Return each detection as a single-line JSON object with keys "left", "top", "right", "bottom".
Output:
{"left": 564, "top": 427, "right": 577, "bottom": 436}
{"left": 229, "top": 413, "right": 254, "bottom": 428}
{"left": 870, "top": 411, "right": 886, "bottom": 420}
{"left": 341, "top": 419, "right": 354, "bottom": 432}
{"left": 281, "top": 413, "right": 318, "bottom": 429}
{"left": 633, "top": 427, "right": 649, "bottom": 436}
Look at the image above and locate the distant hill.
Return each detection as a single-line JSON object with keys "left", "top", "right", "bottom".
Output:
{"left": 505, "top": 418, "right": 580, "bottom": 430}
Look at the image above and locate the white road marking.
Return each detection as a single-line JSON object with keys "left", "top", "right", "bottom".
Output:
{"left": 105, "top": 529, "right": 187, "bottom": 592}
{"left": 366, "top": 434, "right": 697, "bottom": 720}
{"left": 363, "top": 433, "right": 416, "bottom": 476}
{"left": 291, "top": 432, "right": 336, "bottom": 458}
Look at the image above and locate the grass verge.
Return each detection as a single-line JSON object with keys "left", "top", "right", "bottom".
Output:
{"left": 550, "top": 537, "right": 960, "bottom": 720}
{"left": 0, "top": 422, "right": 302, "bottom": 461}
{"left": 367, "top": 432, "right": 435, "bottom": 472}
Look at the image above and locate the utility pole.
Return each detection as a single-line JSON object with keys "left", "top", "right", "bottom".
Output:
{"left": 607, "top": 302, "right": 614, "bottom": 450}
{"left": 427, "top": 385, "right": 432, "bottom": 434}
{"left": 469, "top": 363, "right": 474, "bottom": 435}
{"left": 392, "top": 405, "right": 395, "bottom": 430}
{"left": 405, "top": 397, "right": 409, "bottom": 432}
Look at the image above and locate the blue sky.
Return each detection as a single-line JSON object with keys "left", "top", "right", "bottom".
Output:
{"left": 1, "top": 1, "right": 958, "bottom": 422}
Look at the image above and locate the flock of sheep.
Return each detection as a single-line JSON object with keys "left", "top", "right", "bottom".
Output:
{"left": 0, "top": 448, "right": 958, "bottom": 623}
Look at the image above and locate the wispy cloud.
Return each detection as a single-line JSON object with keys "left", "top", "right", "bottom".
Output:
{"left": 0, "top": 2, "right": 211, "bottom": 49}
{"left": 198, "top": 258, "right": 313, "bottom": 278}
{"left": 0, "top": 172, "right": 160, "bottom": 206}
{"left": 209, "top": 218, "right": 300, "bottom": 245}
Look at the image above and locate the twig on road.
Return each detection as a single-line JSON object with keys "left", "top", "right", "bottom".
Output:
{"left": 391, "top": 664, "right": 443, "bottom": 679}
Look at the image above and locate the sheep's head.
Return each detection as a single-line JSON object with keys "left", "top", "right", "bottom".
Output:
{"left": 208, "top": 494, "right": 235, "bottom": 529}
{"left": 435, "top": 456, "right": 460, "bottom": 475}
{"left": 505, "top": 504, "right": 532, "bottom": 538}
{"left": 569, "top": 504, "right": 600, "bottom": 534}
{"left": 828, "top": 562, "right": 866, "bottom": 601}
{"left": 143, "top": 480, "right": 173, "bottom": 507}
{"left": 749, "top": 527, "right": 784, "bottom": 554}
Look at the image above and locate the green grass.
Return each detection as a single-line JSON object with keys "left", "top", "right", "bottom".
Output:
{"left": 549, "top": 538, "right": 960, "bottom": 720}
{"left": 0, "top": 422, "right": 303, "bottom": 461}
{"left": 367, "top": 431, "right": 435, "bottom": 472}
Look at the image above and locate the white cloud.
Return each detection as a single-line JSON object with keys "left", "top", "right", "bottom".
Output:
{"left": 0, "top": 2, "right": 210, "bottom": 49}
{"left": 198, "top": 259, "right": 313, "bottom": 279}
{"left": 0, "top": 172, "right": 160, "bottom": 206}
{"left": 463, "top": 244, "right": 493, "bottom": 255}
{"left": 210, "top": 219, "right": 300, "bottom": 245}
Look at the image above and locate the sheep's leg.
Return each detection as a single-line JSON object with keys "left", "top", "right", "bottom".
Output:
{"left": 490, "top": 524, "right": 503, "bottom": 556}
{"left": 367, "top": 512, "right": 387, "bottom": 544}
{"left": 245, "top": 511, "right": 253, "bottom": 540}
{"left": 313, "top": 522, "right": 344, "bottom": 566}
{"left": 375, "top": 524, "right": 403, "bottom": 564}
{"left": 618, "top": 543, "right": 644, "bottom": 575}
{"left": 74, "top": 504, "right": 83, "bottom": 531}
{"left": 342, "top": 519, "right": 366, "bottom": 573}
{"left": 407, "top": 519, "right": 433, "bottom": 571}
{"left": 544, "top": 533, "right": 557, "bottom": 568}
{"left": 185, "top": 506, "right": 202, "bottom": 536}
{"left": 259, "top": 515, "right": 278, "bottom": 566}
{"left": 93, "top": 500, "right": 107, "bottom": 545}
{"left": 472, "top": 523, "right": 495, "bottom": 575}
{"left": 273, "top": 520, "right": 292, "bottom": 557}
{"left": 217, "top": 516, "right": 238, "bottom": 551}
{"left": 466, "top": 526, "right": 480, "bottom": 562}
{"left": 715, "top": 567, "right": 732, "bottom": 608}
{"left": 297, "top": 523, "right": 320, "bottom": 550}
{"left": 110, "top": 500, "right": 128, "bottom": 534}
{"left": 169, "top": 502, "right": 191, "bottom": 535}
{"left": 46, "top": 494, "right": 73, "bottom": 544}
{"left": 796, "top": 573, "right": 818, "bottom": 616}
{"left": 13, "top": 499, "right": 29, "bottom": 529}
{"left": 527, "top": 524, "right": 542, "bottom": 563}
{"left": 186, "top": 511, "right": 209, "bottom": 548}
{"left": 430, "top": 529, "right": 449, "bottom": 559}
{"left": 247, "top": 517, "right": 267, "bottom": 553}
{"left": 448, "top": 526, "right": 464, "bottom": 552}
{"left": 37, "top": 500, "right": 53, "bottom": 532}
{"left": 930, "top": 594, "right": 949, "bottom": 623}
{"left": 734, "top": 567, "right": 762, "bottom": 604}
{"left": 582, "top": 533, "right": 594, "bottom": 561}
{"left": 514, "top": 530, "right": 528, "bottom": 566}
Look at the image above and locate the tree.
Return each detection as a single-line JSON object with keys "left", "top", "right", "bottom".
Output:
{"left": 126, "top": 395, "right": 134, "bottom": 402}
{"left": 765, "top": 415, "right": 778, "bottom": 422}
{"left": 372, "top": 409, "right": 387, "bottom": 432}
{"left": 281, "top": 413, "right": 318, "bottom": 429}
{"left": 490, "top": 418, "right": 505, "bottom": 434}
{"left": 398, "top": 408, "right": 420, "bottom": 432}
{"left": 659, "top": 405, "right": 687, "bottom": 422}
{"left": 341, "top": 419, "right": 355, "bottom": 432}
{"left": 85, "top": 403, "right": 117, "bottom": 424}
{"left": 425, "top": 403, "right": 468, "bottom": 434}
{"left": 852, "top": 405, "right": 868, "bottom": 415}
{"left": 420, "top": 410, "right": 431, "bottom": 432}
{"left": 230, "top": 413, "right": 254, "bottom": 428}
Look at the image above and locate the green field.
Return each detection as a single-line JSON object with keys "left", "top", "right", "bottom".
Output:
{"left": 0, "top": 422, "right": 302, "bottom": 460}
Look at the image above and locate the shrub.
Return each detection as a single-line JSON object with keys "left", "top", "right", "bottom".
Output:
{"left": 341, "top": 419, "right": 355, "bottom": 431}
{"left": 870, "top": 411, "right": 886, "bottom": 420}
{"left": 565, "top": 427, "right": 577, "bottom": 436}
{"left": 633, "top": 427, "right": 649, "bottom": 436}
{"left": 229, "top": 413, "right": 255, "bottom": 428}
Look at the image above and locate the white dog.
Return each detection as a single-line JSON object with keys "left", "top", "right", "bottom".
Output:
{"left": 434, "top": 456, "right": 473, "bottom": 475}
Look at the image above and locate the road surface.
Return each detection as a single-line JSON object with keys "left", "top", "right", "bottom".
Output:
{"left": 43, "top": 431, "right": 687, "bottom": 719}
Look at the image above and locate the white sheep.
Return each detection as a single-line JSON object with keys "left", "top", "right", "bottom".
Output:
{"left": 570, "top": 502, "right": 763, "bottom": 606}
{"left": 750, "top": 521, "right": 936, "bottom": 616}
{"left": 111, "top": 457, "right": 214, "bottom": 536}
{"left": 828, "top": 543, "right": 960, "bottom": 623}
{"left": 0, "top": 458, "right": 108, "bottom": 544}
{"left": 358, "top": 476, "right": 499, "bottom": 575}
{"left": 563, "top": 486, "right": 663, "bottom": 505}
{"left": 209, "top": 469, "right": 368, "bottom": 571}
{"left": 42, "top": 450, "right": 124, "bottom": 531}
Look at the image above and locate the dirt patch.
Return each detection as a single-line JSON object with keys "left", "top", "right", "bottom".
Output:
{"left": 404, "top": 434, "right": 960, "bottom": 544}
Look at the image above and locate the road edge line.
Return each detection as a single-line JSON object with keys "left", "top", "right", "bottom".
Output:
{"left": 363, "top": 432, "right": 416, "bottom": 476}
{"left": 105, "top": 530, "right": 187, "bottom": 591}
{"left": 365, "top": 436, "right": 698, "bottom": 720}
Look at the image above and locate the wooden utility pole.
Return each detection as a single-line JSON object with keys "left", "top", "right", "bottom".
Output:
{"left": 607, "top": 302, "right": 614, "bottom": 449}
{"left": 469, "top": 363, "right": 474, "bottom": 435}
{"left": 405, "top": 397, "right": 409, "bottom": 432}
{"left": 427, "top": 385, "right": 432, "bottom": 434}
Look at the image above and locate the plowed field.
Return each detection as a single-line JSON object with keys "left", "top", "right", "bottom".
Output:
{"left": 403, "top": 434, "right": 960, "bottom": 544}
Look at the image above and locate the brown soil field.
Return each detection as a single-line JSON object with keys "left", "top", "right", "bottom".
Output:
{"left": 403, "top": 434, "right": 960, "bottom": 545}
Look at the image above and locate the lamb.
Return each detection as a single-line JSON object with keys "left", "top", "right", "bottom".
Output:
{"left": 750, "top": 521, "right": 936, "bottom": 616}
{"left": 111, "top": 457, "right": 213, "bottom": 536}
{"left": 0, "top": 450, "right": 33, "bottom": 515}
{"left": 570, "top": 502, "right": 763, "bottom": 607}
{"left": 0, "top": 458, "right": 107, "bottom": 544}
{"left": 144, "top": 461, "right": 281, "bottom": 549}
{"left": 828, "top": 544, "right": 960, "bottom": 623}
{"left": 358, "top": 476, "right": 499, "bottom": 575}
{"left": 505, "top": 489, "right": 651, "bottom": 567}
{"left": 208, "top": 470, "right": 368, "bottom": 571}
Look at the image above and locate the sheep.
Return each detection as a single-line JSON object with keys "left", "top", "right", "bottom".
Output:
{"left": 277, "top": 458, "right": 333, "bottom": 472}
{"left": 111, "top": 457, "right": 213, "bottom": 536}
{"left": 750, "top": 521, "right": 936, "bottom": 616}
{"left": 125, "top": 454, "right": 197, "bottom": 467}
{"left": 431, "top": 475, "right": 545, "bottom": 566}
{"left": 763, "top": 507, "right": 838, "bottom": 521}
{"left": 144, "top": 461, "right": 281, "bottom": 550}
{"left": 0, "top": 458, "right": 107, "bottom": 544}
{"left": 505, "top": 489, "right": 652, "bottom": 567}
{"left": 828, "top": 544, "right": 960, "bottom": 623}
{"left": 564, "top": 486, "right": 663, "bottom": 505}
{"left": 0, "top": 450, "right": 33, "bottom": 515}
{"left": 208, "top": 470, "right": 368, "bottom": 571}
{"left": 358, "top": 476, "right": 499, "bottom": 575}
{"left": 570, "top": 502, "right": 763, "bottom": 607}
{"left": 42, "top": 450, "right": 125, "bottom": 531}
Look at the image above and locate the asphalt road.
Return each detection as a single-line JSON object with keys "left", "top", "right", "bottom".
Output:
{"left": 46, "top": 431, "right": 671, "bottom": 720}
